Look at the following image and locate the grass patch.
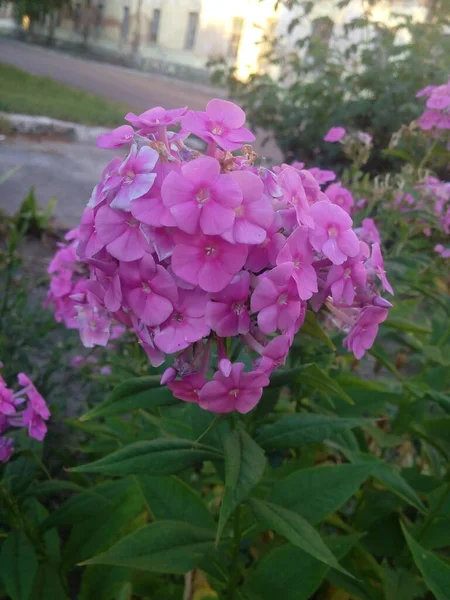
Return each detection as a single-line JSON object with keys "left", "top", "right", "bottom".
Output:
{"left": 0, "top": 62, "right": 134, "bottom": 127}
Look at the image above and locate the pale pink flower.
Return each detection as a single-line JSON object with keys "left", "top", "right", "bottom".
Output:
{"left": 182, "top": 99, "right": 255, "bottom": 151}
{"left": 325, "top": 183, "right": 355, "bottom": 215}
{"left": 251, "top": 263, "right": 302, "bottom": 334}
{"left": 22, "top": 407, "right": 47, "bottom": 441}
{"left": 97, "top": 125, "right": 134, "bottom": 149}
{"left": 205, "top": 271, "right": 251, "bottom": 336}
{"left": 95, "top": 205, "right": 151, "bottom": 262}
{"left": 276, "top": 226, "right": 318, "bottom": 300}
{"left": 171, "top": 233, "right": 247, "bottom": 293}
{"left": 109, "top": 145, "right": 159, "bottom": 211}
{"left": 343, "top": 306, "right": 388, "bottom": 359}
{"left": 199, "top": 363, "right": 269, "bottom": 413}
{"left": 309, "top": 201, "right": 359, "bottom": 265}
{"left": 17, "top": 373, "right": 51, "bottom": 421}
{"left": 162, "top": 156, "right": 242, "bottom": 235}
{"left": 154, "top": 289, "right": 210, "bottom": 354}
{"left": 324, "top": 127, "right": 346, "bottom": 142}
{"left": 76, "top": 305, "right": 111, "bottom": 348}
{"left": 356, "top": 218, "right": 380, "bottom": 245}
{"left": 426, "top": 83, "right": 450, "bottom": 110}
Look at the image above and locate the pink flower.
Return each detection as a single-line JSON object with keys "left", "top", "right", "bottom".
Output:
{"left": 257, "top": 335, "right": 291, "bottom": 374}
{"left": 221, "top": 170, "right": 274, "bottom": 244}
{"left": 325, "top": 183, "right": 355, "bottom": 215}
{"left": 426, "top": 83, "right": 450, "bottom": 110}
{"left": 326, "top": 255, "right": 367, "bottom": 306}
{"left": 22, "top": 407, "right": 47, "bottom": 441}
{"left": 172, "top": 233, "right": 247, "bottom": 293}
{"left": 343, "top": 306, "right": 388, "bottom": 359}
{"left": 95, "top": 205, "right": 151, "bottom": 262}
{"left": 109, "top": 145, "right": 159, "bottom": 211}
{"left": 168, "top": 373, "right": 207, "bottom": 404}
{"left": 125, "top": 255, "right": 178, "bottom": 327}
{"left": 251, "top": 263, "right": 302, "bottom": 334}
{"left": 0, "top": 378, "right": 16, "bottom": 416}
{"left": 199, "top": 363, "right": 269, "bottom": 413}
{"left": 308, "top": 167, "right": 336, "bottom": 185}
{"left": 0, "top": 437, "right": 14, "bottom": 463}
{"left": 356, "top": 218, "right": 380, "bottom": 245}
{"left": 278, "top": 166, "right": 314, "bottom": 228}
{"left": 276, "top": 227, "right": 318, "bottom": 300}
{"left": 367, "top": 243, "right": 394, "bottom": 295}
{"left": 182, "top": 99, "right": 255, "bottom": 151}
{"left": 154, "top": 289, "right": 210, "bottom": 353}
{"left": 77, "top": 207, "right": 105, "bottom": 260}
{"left": 125, "top": 106, "right": 187, "bottom": 130}
{"left": 97, "top": 125, "right": 134, "bottom": 149}
{"left": 17, "top": 373, "right": 51, "bottom": 421}
{"left": 245, "top": 217, "right": 286, "bottom": 273}
{"left": 324, "top": 127, "right": 346, "bottom": 142}
{"left": 205, "top": 271, "right": 251, "bottom": 336}
{"left": 76, "top": 305, "right": 111, "bottom": 348}
{"left": 309, "top": 201, "right": 359, "bottom": 265}
{"left": 162, "top": 156, "right": 242, "bottom": 235}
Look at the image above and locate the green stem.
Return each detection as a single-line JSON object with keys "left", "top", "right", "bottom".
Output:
{"left": 227, "top": 507, "right": 242, "bottom": 600}
{"left": 418, "top": 139, "right": 438, "bottom": 171}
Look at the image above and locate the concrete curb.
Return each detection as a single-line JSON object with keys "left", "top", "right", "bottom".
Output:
{"left": 0, "top": 112, "right": 204, "bottom": 150}
{"left": 0, "top": 112, "right": 108, "bottom": 143}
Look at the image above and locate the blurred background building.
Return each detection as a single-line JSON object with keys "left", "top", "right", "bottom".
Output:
{"left": 1, "top": 0, "right": 430, "bottom": 81}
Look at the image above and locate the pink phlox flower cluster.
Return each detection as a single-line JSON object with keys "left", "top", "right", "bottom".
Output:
{"left": 46, "top": 99, "right": 394, "bottom": 414}
{"left": 0, "top": 371, "right": 50, "bottom": 462}
{"left": 417, "top": 80, "right": 450, "bottom": 131}
{"left": 325, "top": 183, "right": 355, "bottom": 215}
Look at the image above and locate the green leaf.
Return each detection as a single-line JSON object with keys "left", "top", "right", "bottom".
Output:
{"left": 402, "top": 523, "right": 450, "bottom": 600}
{"left": 82, "top": 521, "right": 216, "bottom": 574}
{"left": 299, "top": 311, "right": 335, "bottom": 349}
{"left": 242, "top": 534, "right": 360, "bottom": 600}
{"left": 300, "top": 364, "right": 354, "bottom": 405}
{"left": 249, "top": 499, "right": 351, "bottom": 576}
{"left": 71, "top": 439, "right": 223, "bottom": 476}
{"left": 256, "top": 414, "right": 370, "bottom": 448}
{"left": 30, "top": 563, "right": 67, "bottom": 600}
{"left": 43, "top": 479, "right": 134, "bottom": 530}
{"left": 217, "top": 427, "right": 266, "bottom": 542}
{"left": 384, "top": 566, "right": 424, "bottom": 600}
{"left": 136, "top": 475, "right": 215, "bottom": 529}
{"left": 80, "top": 566, "right": 130, "bottom": 600}
{"left": 0, "top": 532, "right": 38, "bottom": 600}
{"left": 80, "top": 376, "right": 177, "bottom": 421}
{"left": 346, "top": 452, "right": 426, "bottom": 513}
{"left": 62, "top": 483, "right": 144, "bottom": 568}
{"left": 382, "top": 317, "right": 431, "bottom": 335}
{"left": 270, "top": 463, "right": 373, "bottom": 523}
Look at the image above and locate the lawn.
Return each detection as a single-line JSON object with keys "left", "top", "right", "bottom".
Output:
{"left": 0, "top": 61, "right": 134, "bottom": 127}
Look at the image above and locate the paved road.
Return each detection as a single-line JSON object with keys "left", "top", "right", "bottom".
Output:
{"left": 0, "top": 38, "right": 222, "bottom": 111}
{"left": 0, "top": 38, "right": 281, "bottom": 227}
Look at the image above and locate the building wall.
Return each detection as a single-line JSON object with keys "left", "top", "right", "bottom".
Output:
{"left": 6, "top": 0, "right": 428, "bottom": 81}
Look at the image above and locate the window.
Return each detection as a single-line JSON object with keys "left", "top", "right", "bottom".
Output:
{"left": 73, "top": 2, "right": 81, "bottom": 31}
{"left": 95, "top": 3, "right": 104, "bottom": 36}
{"left": 257, "top": 18, "right": 277, "bottom": 69}
{"left": 148, "top": 8, "right": 161, "bottom": 43}
{"left": 121, "top": 6, "right": 130, "bottom": 41}
{"left": 228, "top": 17, "right": 244, "bottom": 60}
{"left": 184, "top": 11, "right": 199, "bottom": 51}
